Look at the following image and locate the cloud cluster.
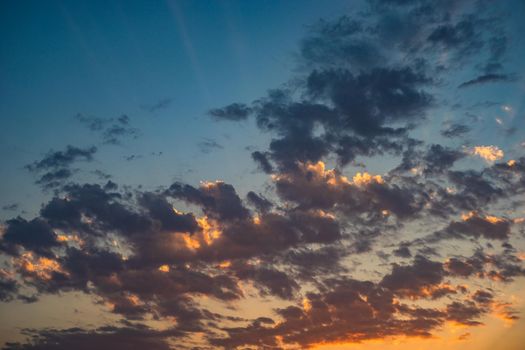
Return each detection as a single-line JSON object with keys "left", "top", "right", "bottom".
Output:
{"left": 76, "top": 114, "right": 139, "bottom": 145}
{"left": 2, "top": 0, "right": 524, "bottom": 349}
{"left": 25, "top": 146, "right": 97, "bottom": 189}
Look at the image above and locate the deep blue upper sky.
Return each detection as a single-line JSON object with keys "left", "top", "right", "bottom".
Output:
{"left": 0, "top": 0, "right": 354, "bottom": 214}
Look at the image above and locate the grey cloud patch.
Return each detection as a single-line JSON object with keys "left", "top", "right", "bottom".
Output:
{"left": 459, "top": 73, "right": 516, "bottom": 88}
{"left": 25, "top": 145, "right": 97, "bottom": 189}
{"left": 209, "top": 103, "right": 252, "bottom": 121}
{"left": 423, "top": 144, "right": 465, "bottom": 175}
{"left": 167, "top": 181, "right": 250, "bottom": 222}
{"left": 0, "top": 272, "right": 19, "bottom": 302}
{"left": 26, "top": 146, "right": 97, "bottom": 171}
{"left": 139, "top": 192, "right": 199, "bottom": 233}
{"left": 75, "top": 114, "right": 139, "bottom": 145}
{"left": 198, "top": 138, "right": 223, "bottom": 154}
{"left": 2, "top": 203, "right": 19, "bottom": 211}
{"left": 251, "top": 151, "right": 274, "bottom": 173}
{"left": 2, "top": 324, "right": 182, "bottom": 350}
{"left": 140, "top": 97, "right": 174, "bottom": 113}
{"left": 441, "top": 123, "right": 470, "bottom": 138}
{"left": 0, "top": 217, "right": 61, "bottom": 257}
{"left": 246, "top": 191, "right": 273, "bottom": 213}
{"left": 438, "top": 214, "right": 512, "bottom": 241}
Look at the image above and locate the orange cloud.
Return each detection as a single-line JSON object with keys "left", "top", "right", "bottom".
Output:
{"left": 468, "top": 145, "right": 504, "bottom": 162}
{"left": 158, "top": 264, "right": 170, "bottom": 272}
{"left": 352, "top": 172, "right": 384, "bottom": 187}
{"left": 15, "top": 252, "right": 67, "bottom": 281}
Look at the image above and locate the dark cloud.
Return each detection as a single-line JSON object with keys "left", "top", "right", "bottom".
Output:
{"left": 300, "top": 16, "right": 379, "bottom": 71}
{"left": 2, "top": 324, "right": 182, "bottom": 350}
{"left": 251, "top": 151, "right": 274, "bottom": 174}
{"left": 168, "top": 181, "right": 249, "bottom": 222}
{"left": 207, "top": 0, "right": 516, "bottom": 175}
{"left": 393, "top": 242, "right": 412, "bottom": 258}
{"left": 0, "top": 217, "right": 61, "bottom": 257}
{"left": 445, "top": 301, "right": 484, "bottom": 326}
{"left": 380, "top": 255, "right": 445, "bottom": 298}
{"left": 92, "top": 169, "right": 112, "bottom": 180}
{"left": 446, "top": 170, "right": 504, "bottom": 211}
{"left": 458, "top": 73, "right": 516, "bottom": 88}
{"left": 35, "top": 169, "right": 74, "bottom": 189}
{"left": 212, "top": 273, "right": 478, "bottom": 348}
{"left": 25, "top": 146, "right": 97, "bottom": 189}
{"left": 233, "top": 264, "right": 299, "bottom": 300}
{"left": 2, "top": 203, "right": 19, "bottom": 211}
{"left": 273, "top": 162, "right": 425, "bottom": 220}
{"left": 283, "top": 246, "right": 347, "bottom": 279}
{"left": 427, "top": 17, "right": 484, "bottom": 54}
{"left": 41, "top": 183, "right": 151, "bottom": 237}
{"left": 441, "top": 123, "right": 470, "bottom": 138}
{"left": 139, "top": 192, "right": 199, "bottom": 233}
{"left": 209, "top": 103, "right": 252, "bottom": 121}
{"left": 75, "top": 114, "right": 139, "bottom": 145}
{"left": 423, "top": 144, "right": 464, "bottom": 174}
{"left": 246, "top": 191, "right": 273, "bottom": 213}
{"left": 212, "top": 64, "right": 433, "bottom": 171}
{"left": 444, "top": 249, "right": 525, "bottom": 282}
{"left": 197, "top": 138, "right": 223, "bottom": 154}
{"left": 431, "top": 211, "right": 512, "bottom": 242}
{"left": 0, "top": 273, "right": 18, "bottom": 302}
{"left": 307, "top": 67, "right": 432, "bottom": 136}
{"left": 26, "top": 146, "right": 97, "bottom": 172}
{"left": 140, "top": 97, "right": 174, "bottom": 113}
{"left": 124, "top": 154, "right": 142, "bottom": 161}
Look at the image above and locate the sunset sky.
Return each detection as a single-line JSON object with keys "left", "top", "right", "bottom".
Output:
{"left": 1, "top": 1, "right": 525, "bottom": 349}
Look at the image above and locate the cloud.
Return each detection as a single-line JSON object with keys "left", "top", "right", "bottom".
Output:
{"left": 459, "top": 73, "right": 516, "bottom": 88}
{"left": 25, "top": 146, "right": 97, "bottom": 189}
{"left": 75, "top": 114, "right": 139, "bottom": 145}
{"left": 2, "top": 203, "right": 19, "bottom": 211}
{"left": 251, "top": 151, "right": 274, "bottom": 173}
{"left": 209, "top": 103, "right": 252, "bottom": 121}
{"left": 168, "top": 181, "right": 250, "bottom": 222}
{"left": 0, "top": 218, "right": 61, "bottom": 257}
{"left": 441, "top": 123, "right": 470, "bottom": 138}
{"left": 197, "top": 138, "right": 223, "bottom": 154}
{"left": 140, "top": 97, "right": 174, "bottom": 113}
{"left": 423, "top": 144, "right": 465, "bottom": 174}
{"left": 2, "top": 1, "right": 525, "bottom": 349}
{"left": 380, "top": 255, "right": 446, "bottom": 298}
{"left": 441, "top": 211, "right": 512, "bottom": 240}
{"left": 26, "top": 146, "right": 97, "bottom": 172}
{"left": 0, "top": 271, "right": 18, "bottom": 302}
{"left": 246, "top": 191, "right": 273, "bottom": 212}
{"left": 2, "top": 324, "right": 182, "bottom": 350}
{"left": 273, "top": 161, "right": 425, "bottom": 219}
{"left": 468, "top": 145, "right": 504, "bottom": 162}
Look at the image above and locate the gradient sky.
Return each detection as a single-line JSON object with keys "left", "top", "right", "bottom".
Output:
{"left": 1, "top": 1, "right": 525, "bottom": 349}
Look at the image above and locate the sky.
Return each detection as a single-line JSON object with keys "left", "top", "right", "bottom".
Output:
{"left": 0, "top": 0, "right": 525, "bottom": 349}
